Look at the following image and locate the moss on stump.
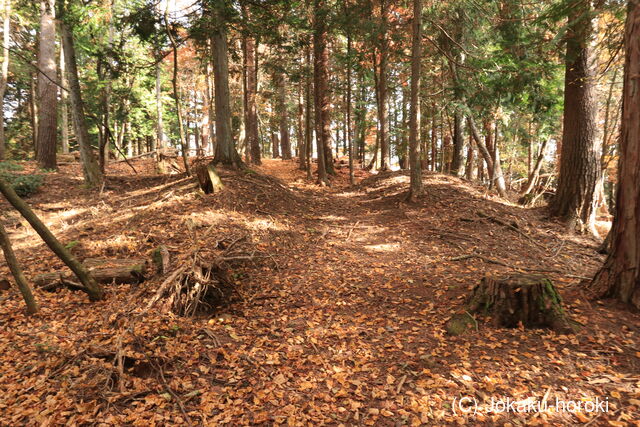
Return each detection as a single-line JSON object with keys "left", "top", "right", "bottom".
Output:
{"left": 446, "top": 274, "right": 578, "bottom": 336}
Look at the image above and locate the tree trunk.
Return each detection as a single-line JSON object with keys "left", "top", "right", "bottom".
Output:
{"left": 378, "top": 0, "right": 390, "bottom": 171}
{"left": 0, "top": 178, "right": 103, "bottom": 301}
{"left": 297, "top": 69, "right": 306, "bottom": 170}
{"left": 211, "top": 14, "right": 241, "bottom": 168}
{"left": 304, "top": 44, "right": 313, "bottom": 179}
{"left": 241, "top": 11, "right": 260, "bottom": 165}
{"left": 550, "top": 0, "right": 600, "bottom": 234}
{"left": 277, "top": 71, "right": 292, "bottom": 160}
{"left": 451, "top": 108, "right": 464, "bottom": 176}
{"left": 346, "top": 31, "right": 354, "bottom": 185}
{"left": 521, "top": 137, "right": 550, "bottom": 198}
{"left": 36, "top": 0, "right": 57, "bottom": 170}
{"left": 313, "top": 0, "right": 329, "bottom": 184}
{"left": 59, "top": 25, "right": 69, "bottom": 155}
{"left": 0, "top": 0, "right": 10, "bottom": 160}
{"left": 271, "top": 130, "right": 280, "bottom": 158}
{"left": 589, "top": 1, "right": 640, "bottom": 309}
{"left": 29, "top": 75, "right": 38, "bottom": 153}
{"left": 164, "top": 7, "right": 192, "bottom": 176}
{"left": 467, "top": 114, "right": 507, "bottom": 197}
{"left": 407, "top": 0, "right": 423, "bottom": 201}
{"left": 0, "top": 222, "right": 39, "bottom": 314}
{"left": 59, "top": 17, "right": 104, "bottom": 187}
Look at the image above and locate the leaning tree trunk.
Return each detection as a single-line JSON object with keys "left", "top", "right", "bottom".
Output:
{"left": 446, "top": 275, "right": 575, "bottom": 335}
{"left": 59, "top": 16, "right": 103, "bottom": 187}
{"left": 0, "top": 222, "right": 39, "bottom": 314}
{"left": 589, "top": 0, "right": 640, "bottom": 309}
{"left": 36, "top": 0, "right": 57, "bottom": 170}
{"left": 0, "top": 178, "right": 103, "bottom": 301}
{"left": 550, "top": 0, "right": 600, "bottom": 234}
{"left": 407, "top": 0, "right": 423, "bottom": 202}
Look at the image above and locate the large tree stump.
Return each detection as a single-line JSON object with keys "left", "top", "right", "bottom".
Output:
{"left": 446, "top": 275, "right": 577, "bottom": 336}
{"left": 35, "top": 258, "right": 146, "bottom": 290}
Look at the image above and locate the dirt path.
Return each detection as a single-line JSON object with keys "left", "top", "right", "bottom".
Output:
{"left": 1, "top": 159, "right": 638, "bottom": 425}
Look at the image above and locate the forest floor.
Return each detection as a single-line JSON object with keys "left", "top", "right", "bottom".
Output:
{"left": 0, "top": 158, "right": 639, "bottom": 426}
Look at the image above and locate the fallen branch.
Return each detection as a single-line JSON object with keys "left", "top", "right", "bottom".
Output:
{"left": 477, "top": 211, "right": 546, "bottom": 249}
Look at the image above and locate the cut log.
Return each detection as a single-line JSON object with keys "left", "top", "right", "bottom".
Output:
{"left": 35, "top": 258, "right": 146, "bottom": 289}
{"left": 446, "top": 274, "right": 577, "bottom": 336}
{"left": 195, "top": 162, "right": 224, "bottom": 194}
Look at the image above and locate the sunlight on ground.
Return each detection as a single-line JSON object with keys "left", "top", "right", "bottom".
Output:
{"left": 364, "top": 242, "right": 402, "bottom": 253}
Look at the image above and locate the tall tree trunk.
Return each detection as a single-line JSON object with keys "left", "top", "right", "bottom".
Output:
{"left": 451, "top": 109, "right": 464, "bottom": 176}
{"left": 297, "top": 69, "right": 306, "bottom": 169}
{"left": 313, "top": 0, "right": 329, "bottom": 184}
{"left": 304, "top": 44, "right": 313, "bottom": 179}
{"left": 407, "top": 0, "right": 423, "bottom": 201}
{"left": 211, "top": 11, "right": 241, "bottom": 168}
{"left": 431, "top": 110, "right": 437, "bottom": 171}
{"left": 155, "top": 61, "right": 169, "bottom": 172}
{"left": 277, "top": 71, "right": 292, "bottom": 159}
{"left": 271, "top": 131, "right": 280, "bottom": 158}
{"left": 589, "top": 0, "right": 640, "bottom": 308}
{"left": 378, "top": 0, "right": 390, "bottom": 171}
{"left": 0, "top": 222, "right": 39, "bottom": 314}
{"left": 29, "top": 75, "right": 38, "bottom": 153}
{"left": 550, "top": 0, "right": 600, "bottom": 234}
{"left": 0, "top": 0, "right": 10, "bottom": 160}
{"left": 241, "top": 11, "right": 260, "bottom": 165}
{"left": 59, "top": 14, "right": 103, "bottom": 187}
{"left": 36, "top": 0, "right": 57, "bottom": 169}
{"left": 164, "top": 7, "right": 192, "bottom": 175}
{"left": 346, "top": 30, "right": 354, "bottom": 185}
{"left": 205, "top": 59, "right": 216, "bottom": 155}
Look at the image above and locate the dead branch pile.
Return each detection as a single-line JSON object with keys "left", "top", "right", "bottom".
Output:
{"left": 146, "top": 234, "right": 275, "bottom": 316}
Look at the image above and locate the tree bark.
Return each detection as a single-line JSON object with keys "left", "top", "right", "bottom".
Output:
{"left": 550, "top": 0, "right": 600, "bottom": 234}
{"left": 59, "top": 15, "right": 103, "bottom": 187}
{"left": 377, "top": 0, "right": 390, "bottom": 171}
{"left": 0, "top": 222, "right": 39, "bottom": 314}
{"left": 211, "top": 11, "right": 241, "bottom": 168}
{"left": 277, "top": 71, "right": 292, "bottom": 160}
{"left": 59, "top": 41, "right": 69, "bottom": 155}
{"left": 589, "top": 0, "right": 640, "bottom": 309}
{"left": 407, "top": 0, "right": 423, "bottom": 201}
{"left": 36, "top": 0, "right": 57, "bottom": 170}
{"left": 304, "top": 44, "right": 313, "bottom": 179}
{"left": 313, "top": 0, "right": 329, "bottom": 184}
{"left": 0, "top": 0, "right": 10, "bottom": 160}
{"left": 241, "top": 6, "right": 260, "bottom": 165}
{"left": 0, "top": 178, "right": 103, "bottom": 301}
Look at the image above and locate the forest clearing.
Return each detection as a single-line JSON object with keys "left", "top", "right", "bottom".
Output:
{"left": 1, "top": 0, "right": 640, "bottom": 425}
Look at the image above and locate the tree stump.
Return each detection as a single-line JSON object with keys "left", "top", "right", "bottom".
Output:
{"left": 195, "top": 163, "right": 224, "bottom": 194}
{"left": 446, "top": 274, "right": 577, "bottom": 336}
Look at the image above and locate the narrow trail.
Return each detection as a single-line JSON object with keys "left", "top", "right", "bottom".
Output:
{"left": 1, "top": 159, "right": 638, "bottom": 425}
